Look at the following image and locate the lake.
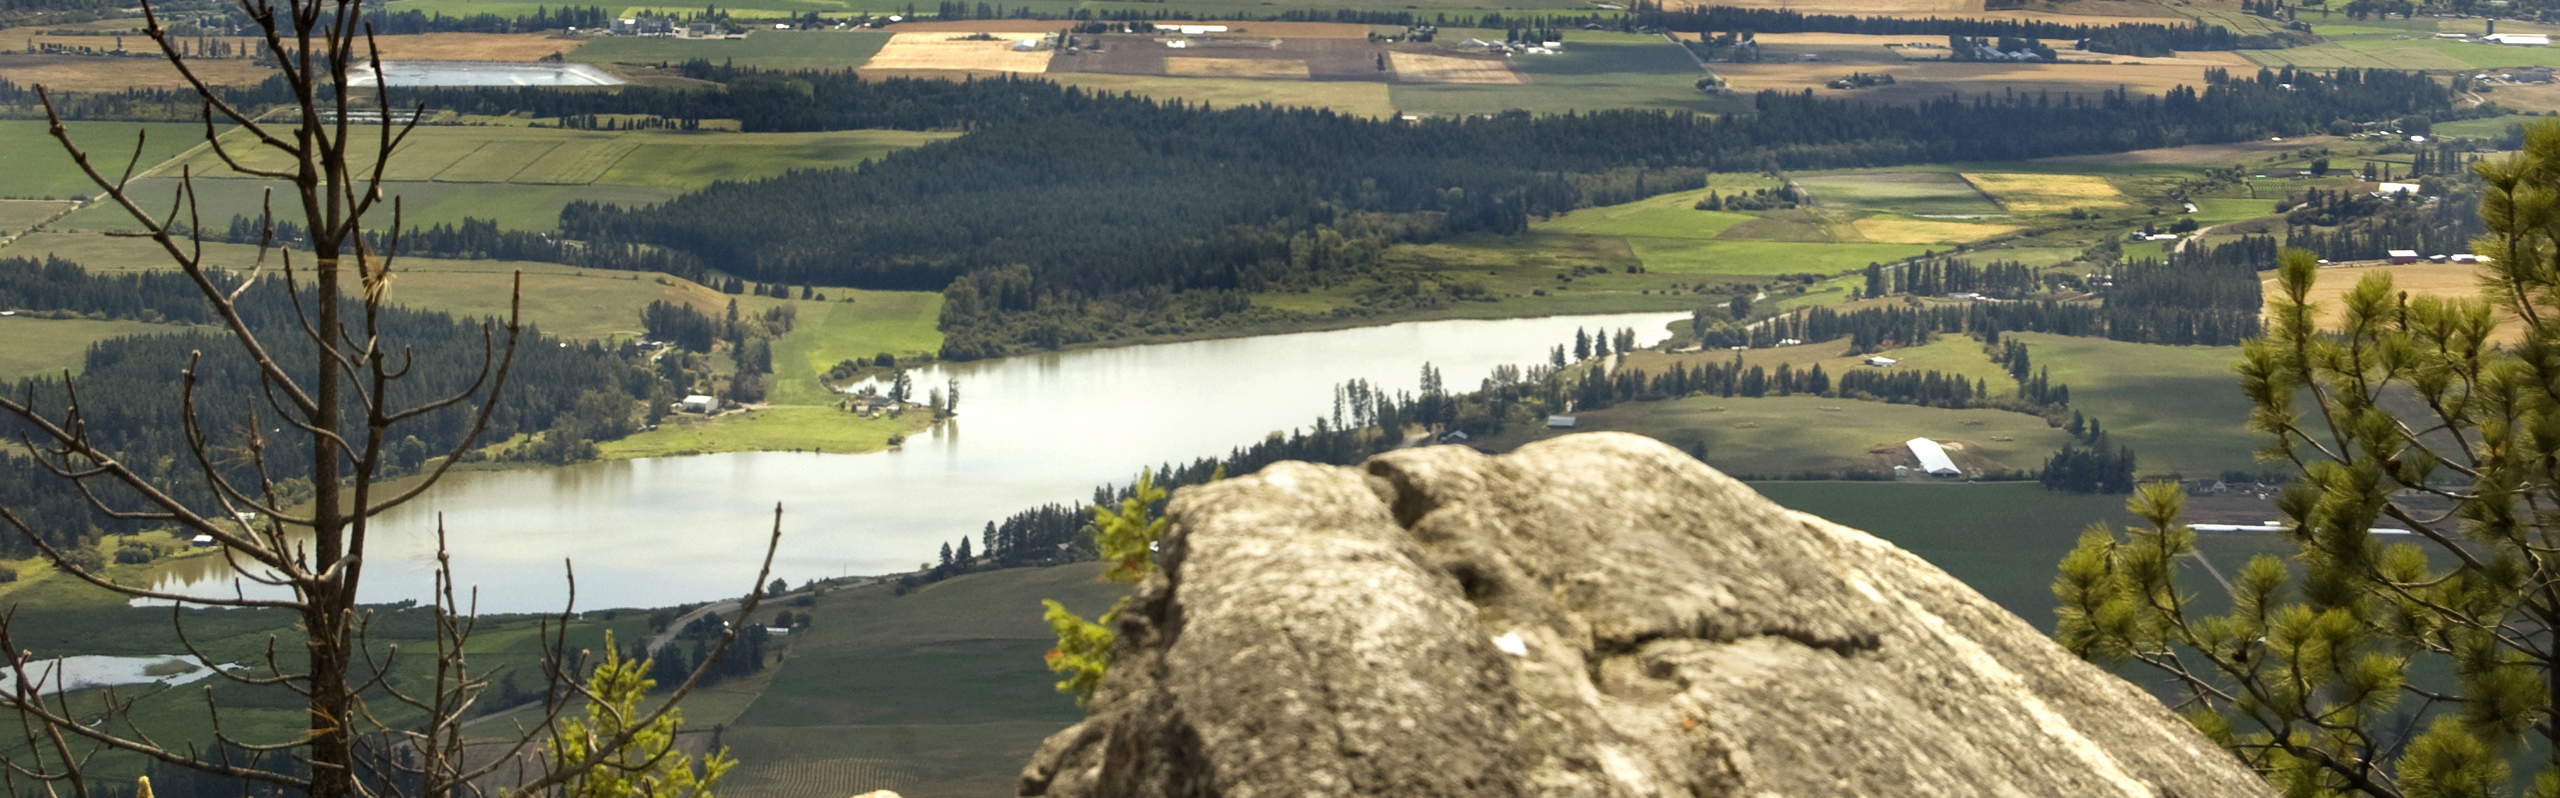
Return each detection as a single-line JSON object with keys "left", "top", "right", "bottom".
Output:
{"left": 149, "top": 312, "right": 1689, "bottom": 613}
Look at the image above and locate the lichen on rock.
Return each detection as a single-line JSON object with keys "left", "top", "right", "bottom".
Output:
{"left": 1019, "top": 432, "right": 2269, "bottom": 798}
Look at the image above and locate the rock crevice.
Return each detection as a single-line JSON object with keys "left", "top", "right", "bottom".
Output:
{"left": 1020, "top": 433, "right": 2270, "bottom": 798}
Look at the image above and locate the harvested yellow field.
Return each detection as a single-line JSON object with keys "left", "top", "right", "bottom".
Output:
{"left": 1672, "top": 0, "right": 1976, "bottom": 13}
{"left": 1852, "top": 218, "right": 2021, "bottom": 244}
{"left": 1388, "top": 51, "right": 1519, "bottom": 84}
{"left": 1165, "top": 57, "right": 1310, "bottom": 79}
{"left": 863, "top": 32, "right": 1052, "bottom": 73}
{"left": 2265, "top": 262, "right": 2520, "bottom": 344}
{"left": 1961, "top": 172, "right": 2130, "bottom": 213}
{"left": 0, "top": 53, "right": 273, "bottom": 91}
{"left": 369, "top": 33, "right": 583, "bottom": 62}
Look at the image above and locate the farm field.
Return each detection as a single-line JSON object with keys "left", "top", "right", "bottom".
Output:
{"left": 1389, "top": 40, "right": 1736, "bottom": 116}
{"left": 1797, "top": 171, "right": 2006, "bottom": 217}
{"left": 1627, "top": 238, "right": 1933, "bottom": 275}
{"left": 34, "top": 125, "right": 953, "bottom": 232}
{"left": 0, "top": 121, "right": 214, "bottom": 200}
{"left": 2005, "top": 331, "right": 2255, "bottom": 475}
{"left": 597, "top": 405, "right": 932, "bottom": 457}
{"left": 0, "top": 316, "right": 194, "bottom": 380}
{"left": 864, "top": 30, "right": 1055, "bottom": 72}
{"left": 2034, "top": 135, "right": 2343, "bottom": 168}
{"left": 1625, "top": 332, "right": 2023, "bottom": 398}
{"left": 2432, "top": 114, "right": 2533, "bottom": 139}
{"left": 720, "top": 564, "right": 1129, "bottom": 798}
{"left": 779, "top": 291, "right": 947, "bottom": 384}
{"left": 0, "top": 201, "right": 71, "bottom": 238}
{"left": 2270, "top": 261, "right": 2520, "bottom": 344}
{"left": 0, "top": 231, "right": 738, "bottom": 340}
{"left": 571, "top": 30, "right": 888, "bottom": 69}
{"left": 1255, "top": 231, "right": 1706, "bottom": 317}
{"left": 0, "top": 53, "right": 273, "bottom": 91}
{"left": 1709, "top": 56, "right": 2224, "bottom": 106}
{"left": 1963, "top": 172, "right": 2133, "bottom": 213}
{"left": 1485, "top": 393, "right": 2073, "bottom": 479}
{"left": 155, "top": 125, "right": 954, "bottom": 191}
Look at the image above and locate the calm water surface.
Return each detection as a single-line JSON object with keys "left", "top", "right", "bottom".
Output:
{"left": 152, "top": 312, "right": 1686, "bottom": 612}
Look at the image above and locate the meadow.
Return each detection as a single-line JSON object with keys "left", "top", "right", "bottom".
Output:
{"left": 1795, "top": 171, "right": 2005, "bottom": 217}
{"left": 0, "top": 200, "right": 72, "bottom": 238}
{"left": 1487, "top": 391, "right": 2074, "bottom": 477}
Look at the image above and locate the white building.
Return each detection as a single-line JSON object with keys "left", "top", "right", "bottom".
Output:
{"left": 1863, "top": 356, "right": 1898, "bottom": 367}
{"left": 2486, "top": 33, "right": 2550, "bottom": 45}
{"left": 680, "top": 394, "right": 717, "bottom": 414}
{"left": 1546, "top": 415, "right": 1576, "bottom": 429}
{"left": 1905, "top": 437, "right": 1961, "bottom": 478}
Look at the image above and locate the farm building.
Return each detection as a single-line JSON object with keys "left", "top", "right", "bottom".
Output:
{"left": 2388, "top": 250, "right": 2420, "bottom": 264}
{"left": 1547, "top": 416, "right": 1577, "bottom": 429}
{"left": 1863, "top": 356, "right": 1898, "bottom": 367}
{"left": 2373, "top": 182, "right": 2421, "bottom": 197}
{"left": 2486, "top": 33, "right": 2551, "bottom": 46}
{"left": 1905, "top": 438, "right": 1961, "bottom": 478}
{"left": 680, "top": 395, "right": 717, "bottom": 414}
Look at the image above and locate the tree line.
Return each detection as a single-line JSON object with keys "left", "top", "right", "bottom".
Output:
{"left": 0, "top": 257, "right": 672, "bottom": 557}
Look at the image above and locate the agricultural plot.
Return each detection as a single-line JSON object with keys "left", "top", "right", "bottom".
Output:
{"left": 570, "top": 30, "right": 890, "bottom": 70}
{"left": 1962, "top": 172, "right": 2131, "bottom": 213}
{"left": 1486, "top": 393, "right": 2074, "bottom": 479}
{"left": 1711, "top": 59, "right": 2223, "bottom": 107}
{"left": 1536, "top": 184, "right": 1764, "bottom": 239}
{"left": 0, "top": 317, "right": 193, "bottom": 380}
{"left": 53, "top": 177, "right": 677, "bottom": 233}
{"left": 435, "top": 139, "right": 567, "bottom": 182}
{"left": 0, "top": 121, "right": 212, "bottom": 200}
{"left": 1164, "top": 56, "right": 1309, "bottom": 78}
{"left": 2271, "top": 262, "right": 2520, "bottom": 344}
{"left": 1628, "top": 238, "right": 1932, "bottom": 275}
{"left": 0, "top": 200, "right": 71, "bottom": 238}
{"left": 2005, "top": 331, "right": 2256, "bottom": 474}
{"left": 2431, "top": 114, "right": 2532, "bottom": 139}
{"left": 2239, "top": 43, "right": 2474, "bottom": 70}
{"left": 1390, "top": 40, "right": 1732, "bottom": 116}
{"left": 0, "top": 53, "right": 273, "bottom": 92}
{"left": 2034, "top": 135, "right": 2340, "bottom": 167}
{"left": 862, "top": 31, "right": 1053, "bottom": 73}
{"left": 1388, "top": 51, "right": 1520, "bottom": 84}
{"left": 1796, "top": 171, "right": 2004, "bottom": 216}
{"left": 1850, "top": 217, "right": 2021, "bottom": 244}
{"left": 1755, "top": 480, "right": 2146, "bottom": 630}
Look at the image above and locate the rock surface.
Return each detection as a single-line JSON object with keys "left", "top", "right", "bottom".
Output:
{"left": 1017, "top": 433, "right": 2270, "bottom": 798}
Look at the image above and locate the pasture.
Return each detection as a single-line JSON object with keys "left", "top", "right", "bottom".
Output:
{"left": 0, "top": 316, "right": 192, "bottom": 380}
{"left": 1752, "top": 480, "right": 2147, "bottom": 630}
{"left": 1625, "top": 332, "right": 2022, "bottom": 397}
{"left": 1486, "top": 393, "right": 2074, "bottom": 479}
{"left": 597, "top": 405, "right": 930, "bottom": 457}
{"left": 0, "top": 201, "right": 72, "bottom": 238}
{"left": 0, "top": 121, "right": 212, "bottom": 200}
{"left": 1850, "top": 217, "right": 2021, "bottom": 244}
{"left": 1389, "top": 40, "right": 1733, "bottom": 116}
{"left": 0, "top": 53, "right": 273, "bottom": 92}
{"left": 2004, "top": 331, "right": 2256, "bottom": 475}
{"left": 1797, "top": 171, "right": 2005, "bottom": 217}
{"left": 1962, "top": 172, "right": 2132, "bottom": 213}
{"left": 1628, "top": 238, "right": 1933, "bottom": 275}
{"left": 571, "top": 30, "right": 889, "bottom": 69}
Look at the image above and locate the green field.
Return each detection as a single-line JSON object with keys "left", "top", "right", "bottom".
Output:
{"left": 1490, "top": 393, "right": 2075, "bottom": 478}
{"left": 1797, "top": 171, "right": 2006, "bottom": 217}
{"left": 2008, "top": 331, "right": 2257, "bottom": 475}
{"left": 56, "top": 177, "right": 677, "bottom": 233}
{"left": 778, "top": 291, "right": 946, "bottom": 388}
{"left": 1535, "top": 185, "right": 1757, "bottom": 239}
{"left": 1755, "top": 481, "right": 2140, "bottom": 629}
{"left": 721, "top": 564, "right": 1129, "bottom": 798}
{"left": 2433, "top": 113, "right": 2533, "bottom": 139}
{"left": 162, "top": 126, "right": 956, "bottom": 192}
{"left": 1626, "top": 237, "right": 1932, "bottom": 276}
{"left": 0, "top": 121, "right": 214, "bottom": 200}
{"left": 571, "top": 30, "right": 889, "bottom": 69}
{"left": 2187, "top": 198, "right": 2278, "bottom": 226}
{"left": 1388, "top": 40, "right": 1737, "bottom": 117}
{"left": 0, "top": 316, "right": 196, "bottom": 379}
{"left": 598, "top": 405, "right": 933, "bottom": 457}
{"left": 0, "top": 200, "right": 71, "bottom": 237}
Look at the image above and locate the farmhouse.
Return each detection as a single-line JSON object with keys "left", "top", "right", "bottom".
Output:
{"left": 680, "top": 394, "right": 718, "bottom": 414}
{"left": 1905, "top": 438, "right": 1962, "bottom": 478}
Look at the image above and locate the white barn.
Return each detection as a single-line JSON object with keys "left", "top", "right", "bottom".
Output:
{"left": 680, "top": 394, "right": 717, "bottom": 414}
{"left": 1905, "top": 437, "right": 1961, "bottom": 477}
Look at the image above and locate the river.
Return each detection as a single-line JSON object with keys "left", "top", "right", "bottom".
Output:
{"left": 148, "top": 312, "right": 1690, "bottom": 613}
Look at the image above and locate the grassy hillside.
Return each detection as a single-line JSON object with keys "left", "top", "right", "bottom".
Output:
{"left": 2007, "top": 332, "right": 2258, "bottom": 476}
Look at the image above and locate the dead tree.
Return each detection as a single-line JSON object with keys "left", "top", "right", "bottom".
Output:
{"left": 0, "top": 0, "right": 779, "bottom": 796}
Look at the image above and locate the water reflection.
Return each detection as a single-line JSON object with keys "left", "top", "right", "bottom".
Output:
{"left": 150, "top": 312, "right": 1688, "bottom": 612}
